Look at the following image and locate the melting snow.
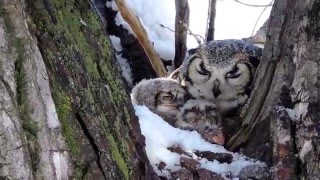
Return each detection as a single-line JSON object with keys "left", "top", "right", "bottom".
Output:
{"left": 294, "top": 102, "right": 309, "bottom": 120}
{"left": 299, "top": 140, "right": 313, "bottom": 163}
{"left": 134, "top": 105, "right": 266, "bottom": 178}
{"left": 109, "top": 35, "right": 133, "bottom": 86}
{"left": 109, "top": 35, "right": 123, "bottom": 52}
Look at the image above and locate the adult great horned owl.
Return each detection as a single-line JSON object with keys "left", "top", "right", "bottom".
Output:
{"left": 179, "top": 39, "right": 262, "bottom": 114}
{"left": 176, "top": 99, "right": 225, "bottom": 145}
{"left": 131, "top": 78, "right": 189, "bottom": 125}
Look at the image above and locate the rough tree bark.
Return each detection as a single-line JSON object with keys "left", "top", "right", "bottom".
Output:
{"left": 205, "top": 0, "right": 216, "bottom": 42}
{"left": 174, "top": 0, "right": 189, "bottom": 69}
{"left": 0, "top": 0, "right": 156, "bottom": 179}
{"left": 227, "top": 0, "right": 320, "bottom": 178}
{"left": 1, "top": 0, "right": 320, "bottom": 179}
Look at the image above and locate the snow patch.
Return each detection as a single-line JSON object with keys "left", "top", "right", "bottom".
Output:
{"left": 116, "top": 54, "right": 133, "bottom": 87}
{"left": 106, "top": 1, "right": 118, "bottom": 10}
{"left": 109, "top": 35, "right": 123, "bottom": 52}
{"left": 299, "top": 140, "right": 313, "bottom": 162}
{"left": 277, "top": 104, "right": 308, "bottom": 122}
{"left": 285, "top": 108, "right": 297, "bottom": 121}
{"left": 115, "top": 13, "right": 135, "bottom": 34}
{"left": 293, "top": 102, "right": 309, "bottom": 121}
{"left": 107, "top": 1, "right": 134, "bottom": 35}
{"left": 109, "top": 35, "right": 133, "bottom": 86}
{"left": 134, "top": 105, "right": 265, "bottom": 177}
{"left": 53, "top": 152, "right": 69, "bottom": 180}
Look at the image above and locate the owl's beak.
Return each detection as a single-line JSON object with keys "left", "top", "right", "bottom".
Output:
{"left": 212, "top": 80, "right": 221, "bottom": 98}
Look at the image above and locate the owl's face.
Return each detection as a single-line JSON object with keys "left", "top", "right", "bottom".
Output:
{"left": 183, "top": 54, "right": 254, "bottom": 113}
{"left": 180, "top": 40, "right": 261, "bottom": 114}
{"left": 131, "top": 78, "right": 189, "bottom": 124}
{"left": 154, "top": 86, "right": 188, "bottom": 121}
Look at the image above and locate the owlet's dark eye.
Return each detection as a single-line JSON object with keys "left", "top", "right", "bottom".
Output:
{"left": 226, "top": 65, "right": 240, "bottom": 78}
{"left": 162, "top": 93, "right": 173, "bottom": 100}
{"left": 157, "top": 92, "right": 174, "bottom": 101}
{"left": 197, "top": 61, "right": 211, "bottom": 76}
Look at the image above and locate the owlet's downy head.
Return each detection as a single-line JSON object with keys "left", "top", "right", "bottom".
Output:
{"left": 131, "top": 78, "right": 189, "bottom": 125}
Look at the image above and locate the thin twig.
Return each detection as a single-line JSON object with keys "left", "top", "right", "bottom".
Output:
{"left": 187, "top": 28, "right": 204, "bottom": 45}
{"left": 251, "top": 6, "right": 268, "bottom": 36}
{"left": 233, "top": 0, "right": 273, "bottom": 7}
{"left": 159, "top": 24, "right": 204, "bottom": 45}
{"left": 159, "top": 24, "right": 175, "bottom": 33}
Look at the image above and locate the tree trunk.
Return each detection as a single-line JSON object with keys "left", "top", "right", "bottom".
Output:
{"left": 0, "top": 0, "right": 156, "bottom": 179}
{"left": 2, "top": 0, "right": 320, "bottom": 179}
{"left": 174, "top": 0, "right": 189, "bottom": 69}
{"left": 205, "top": 0, "right": 216, "bottom": 42}
{"left": 227, "top": 0, "right": 320, "bottom": 178}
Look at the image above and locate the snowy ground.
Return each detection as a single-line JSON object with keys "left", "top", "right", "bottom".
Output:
{"left": 134, "top": 105, "right": 266, "bottom": 178}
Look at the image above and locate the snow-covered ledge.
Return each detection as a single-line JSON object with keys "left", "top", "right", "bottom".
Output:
{"left": 134, "top": 105, "right": 267, "bottom": 179}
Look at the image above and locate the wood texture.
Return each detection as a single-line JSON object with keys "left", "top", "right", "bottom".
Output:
{"left": 205, "top": 0, "right": 217, "bottom": 42}
{"left": 114, "top": 0, "right": 167, "bottom": 77}
{"left": 228, "top": 0, "right": 320, "bottom": 178}
{"left": 174, "top": 0, "right": 189, "bottom": 69}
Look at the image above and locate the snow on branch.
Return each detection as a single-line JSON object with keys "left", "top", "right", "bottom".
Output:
{"left": 114, "top": 0, "right": 167, "bottom": 77}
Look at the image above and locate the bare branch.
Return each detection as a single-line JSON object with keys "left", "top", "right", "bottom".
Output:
{"left": 159, "top": 24, "right": 204, "bottom": 46}
{"left": 159, "top": 24, "right": 175, "bottom": 33}
{"left": 205, "top": 0, "right": 217, "bottom": 42}
{"left": 114, "top": 0, "right": 167, "bottom": 77}
{"left": 233, "top": 0, "right": 273, "bottom": 7}
{"left": 187, "top": 28, "right": 204, "bottom": 46}
{"left": 174, "top": 0, "right": 190, "bottom": 69}
{"left": 242, "top": 19, "right": 268, "bottom": 46}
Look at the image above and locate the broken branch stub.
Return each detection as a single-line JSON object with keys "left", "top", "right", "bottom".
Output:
{"left": 114, "top": 0, "right": 167, "bottom": 77}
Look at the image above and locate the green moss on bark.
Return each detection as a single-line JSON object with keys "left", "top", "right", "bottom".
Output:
{"left": 25, "top": 0, "right": 134, "bottom": 178}
{"left": 0, "top": 2, "right": 41, "bottom": 173}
